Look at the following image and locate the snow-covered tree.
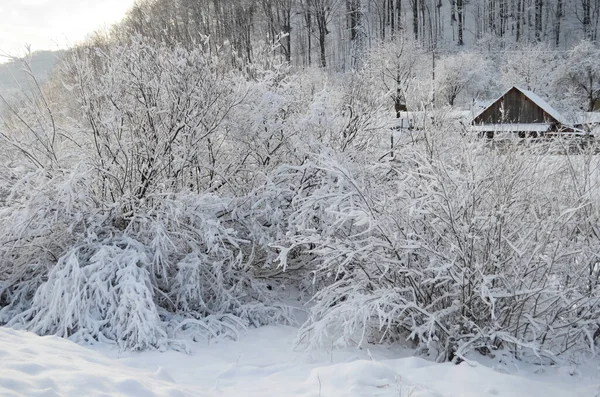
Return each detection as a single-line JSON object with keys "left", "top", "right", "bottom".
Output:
{"left": 435, "top": 50, "right": 493, "bottom": 106}
{"left": 500, "top": 42, "right": 560, "bottom": 95}
{"left": 559, "top": 40, "right": 600, "bottom": 111}
{"left": 367, "top": 39, "right": 427, "bottom": 114}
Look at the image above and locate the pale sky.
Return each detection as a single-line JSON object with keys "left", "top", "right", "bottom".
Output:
{"left": 0, "top": 0, "right": 137, "bottom": 58}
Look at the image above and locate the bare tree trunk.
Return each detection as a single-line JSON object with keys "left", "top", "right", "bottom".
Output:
{"left": 516, "top": 0, "right": 522, "bottom": 42}
{"left": 347, "top": 0, "right": 365, "bottom": 67}
{"left": 304, "top": 2, "right": 313, "bottom": 66}
{"left": 490, "top": 0, "right": 498, "bottom": 34}
{"left": 263, "top": 0, "right": 276, "bottom": 44}
{"left": 594, "top": 0, "right": 600, "bottom": 41}
{"left": 535, "top": 0, "right": 543, "bottom": 41}
{"left": 499, "top": 0, "right": 506, "bottom": 37}
{"left": 413, "top": 0, "right": 419, "bottom": 40}
{"left": 397, "top": 0, "right": 402, "bottom": 32}
{"left": 316, "top": 14, "right": 329, "bottom": 68}
{"left": 457, "top": 0, "right": 464, "bottom": 45}
{"left": 347, "top": 0, "right": 354, "bottom": 38}
{"left": 354, "top": 1, "right": 366, "bottom": 67}
{"left": 436, "top": 0, "right": 443, "bottom": 43}
{"left": 312, "top": 0, "right": 329, "bottom": 67}
{"left": 262, "top": 0, "right": 292, "bottom": 62}
{"left": 381, "top": 1, "right": 387, "bottom": 41}
{"left": 390, "top": 0, "right": 396, "bottom": 36}
{"left": 555, "top": 0, "right": 563, "bottom": 46}
{"left": 420, "top": 0, "right": 426, "bottom": 45}
{"left": 318, "top": 22, "right": 327, "bottom": 67}
{"left": 281, "top": 0, "right": 292, "bottom": 62}
{"left": 583, "top": 0, "right": 592, "bottom": 39}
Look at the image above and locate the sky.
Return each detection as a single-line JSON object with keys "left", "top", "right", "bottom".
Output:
{"left": 0, "top": 0, "right": 137, "bottom": 59}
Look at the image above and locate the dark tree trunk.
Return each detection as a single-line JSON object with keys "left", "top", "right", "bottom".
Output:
{"left": 413, "top": 0, "right": 419, "bottom": 40}
{"left": 457, "top": 0, "right": 464, "bottom": 44}
{"left": 535, "top": 0, "right": 543, "bottom": 41}
{"left": 583, "top": 0, "right": 591, "bottom": 39}
{"left": 262, "top": 0, "right": 292, "bottom": 63}
{"left": 499, "top": 0, "right": 506, "bottom": 37}
{"left": 304, "top": 4, "right": 312, "bottom": 66}
{"left": 555, "top": 0, "right": 563, "bottom": 46}
{"left": 516, "top": 0, "right": 522, "bottom": 42}
{"left": 311, "top": 0, "right": 329, "bottom": 68}
{"left": 420, "top": 0, "right": 426, "bottom": 45}
{"left": 390, "top": 0, "right": 396, "bottom": 36}
{"left": 397, "top": 0, "right": 402, "bottom": 31}
{"left": 318, "top": 20, "right": 327, "bottom": 67}
{"left": 347, "top": 0, "right": 363, "bottom": 67}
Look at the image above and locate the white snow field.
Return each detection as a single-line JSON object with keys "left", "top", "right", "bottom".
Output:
{"left": 1, "top": 325, "right": 600, "bottom": 397}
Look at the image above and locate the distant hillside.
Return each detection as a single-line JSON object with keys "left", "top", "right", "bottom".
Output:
{"left": 0, "top": 50, "right": 64, "bottom": 97}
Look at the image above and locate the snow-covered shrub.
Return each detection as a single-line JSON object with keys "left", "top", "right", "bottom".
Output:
{"left": 127, "top": 194, "right": 293, "bottom": 335}
{"left": 0, "top": 168, "right": 100, "bottom": 321}
{"left": 0, "top": 56, "right": 68, "bottom": 170}
{"left": 0, "top": 36, "right": 303, "bottom": 350}
{"left": 276, "top": 132, "right": 600, "bottom": 363}
{"left": 8, "top": 238, "right": 166, "bottom": 350}
{"left": 0, "top": 167, "right": 292, "bottom": 349}
{"left": 60, "top": 36, "right": 246, "bottom": 200}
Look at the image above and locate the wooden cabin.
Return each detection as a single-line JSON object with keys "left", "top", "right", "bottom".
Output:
{"left": 471, "top": 86, "right": 579, "bottom": 138}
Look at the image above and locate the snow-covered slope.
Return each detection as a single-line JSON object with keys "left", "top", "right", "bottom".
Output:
{"left": 2, "top": 325, "right": 600, "bottom": 397}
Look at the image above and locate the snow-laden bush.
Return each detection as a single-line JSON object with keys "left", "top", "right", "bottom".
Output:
{"left": 275, "top": 133, "right": 600, "bottom": 363}
{"left": 57, "top": 36, "right": 247, "bottom": 200}
{"left": 0, "top": 37, "right": 305, "bottom": 350}
{"left": 127, "top": 194, "right": 293, "bottom": 337}
{"left": 0, "top": 168, "right": 97, "bottom": 320}
{"left": 0, "top": 168, "right": 292, "bottom": 349}
{"left": 8, "top": 238, "right": 166, "bottom": 350}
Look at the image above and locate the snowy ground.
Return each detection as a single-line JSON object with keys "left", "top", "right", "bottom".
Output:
{"left": 1, "top": 325, "right": 600, "bottom": 397}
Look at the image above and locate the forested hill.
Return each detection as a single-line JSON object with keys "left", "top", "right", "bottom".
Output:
{"left": 0, "top": 51, "right": 63, "bottom": 95}
{"left": 111, "top": 0, "right": 589, "bottom": 71}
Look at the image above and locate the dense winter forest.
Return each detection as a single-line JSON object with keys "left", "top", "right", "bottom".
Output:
{"left": 111, "top": 0, "right": 598, "bottom": 66}
{"left": 83, "top": 0, "right": 600, "bottom": 114}
{"left": 1, "top": 0, "right": 600, "bottom": 366}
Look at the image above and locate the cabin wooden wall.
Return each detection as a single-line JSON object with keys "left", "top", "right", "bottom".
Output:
{"left": 473, "top": 88, "right": 554, "bottom": 124}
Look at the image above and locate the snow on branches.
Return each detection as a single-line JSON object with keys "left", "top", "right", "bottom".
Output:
{"left": 275, "top": 134, "right": 600, "bottom": 363}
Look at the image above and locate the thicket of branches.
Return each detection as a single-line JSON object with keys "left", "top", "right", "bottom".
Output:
{"left": 1, "top": 27, "right": 600, "bottom": 364}
{"left": 279, "top": 137, "right": 600, "bottom": 363}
